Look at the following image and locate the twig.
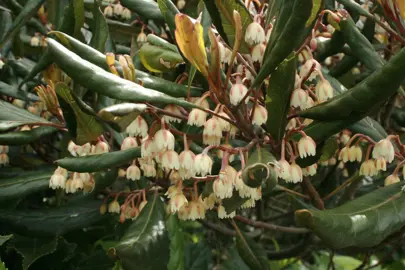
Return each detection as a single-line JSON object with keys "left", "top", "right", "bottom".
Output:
{"left": 233, "top": 215, "right": 309, "bottom": 234}
{"left": 328, "top": 250, "right": 336, "bottom": 270}
{"left": 301, "top": 177, "right": 325, "bottom": 209}
{"left": 323, "top": 174, "right": 362, "bottom": 201}
{"left": 199, "top": 220, "right": 236, "bottom": 236}
{"left": 277, "top": 185, "right": 310, "bottom": 200}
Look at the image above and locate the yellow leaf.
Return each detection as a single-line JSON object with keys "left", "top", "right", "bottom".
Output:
{"left": 398, "top": 0, "right": 405, "bottom": 20}
{"left": 175, "top": 14, "right": 208, "bottom": 77}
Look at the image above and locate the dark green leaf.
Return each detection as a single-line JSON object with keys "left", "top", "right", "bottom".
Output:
{"left": 93, "top": 169, "right": 118, "bottom": 193}
{"left": 234, "top": 222, "right": 269, "bottom": 270}
{"left": 47, "top": 38, "right": 199, "bottom": 110}
{"left": 218, "top": 246, "right": 250, "bottom": 270}
{"left": 184, "top": 241, "right": 212, "bottom": 270}
{"left": 0, "top": 99, "right": 50, "bottom": 124}
{"left": 0, "top": 235, "right": 13, "bottom": 246}
{"left": 115, "top": 193, "right": 169, "bottom": 270}
{"left": 253, "top": 0, "right": 313, "bottom": 87}
{"left": 11, "top": 236, "right": 58, "bottom": 270}
{"left": 242, "top": 147, "right": 277, "bottom": 188}
{"left": 319, "top": 137, "right": 339, "bottom": 162}
{"left": 90, "top": 0, "right": 109, "bottom": 52}
{"left": 222, "top": 193, "right": 247, "bottom": 214}
{"left": 0, "top": 198, "right": 105, "bottom": 237}
{"left": 265, "top": 55, "right": 297, "bottom": 141}
{"left": 56, "top": 147, "right": 141, "bottom": 172}
{"left": 0, "top": 0, "right": 45, "bottom": 47}
{"left": 167, "top": 214, "right": 184, "bottom": 270}
{"left": 0, "top": 81, "right": 38, "bottom": 101}
{"left": 0, "top": 168, "right": 54, "bottom": 202}
{"left": 295, "top": 182, "right": 405, "bottom": 249}
{"left": 157, "top": 0, "right": 180, "bottom": 36}
{"left": 55, "top": 82, "right": 104, "bottom": 144}
{"left": 0, "top": 126, "right": 58, "bottom": 145}
{"left": 0, "top": 9, "right": 13, "bottom": 55}
{"left": 73, "top": 0, "right": 85, "bottom": 38}
{"left": 349, "top": 117, "right": 388, "bottom": 141}
{"left": 120, "top": 0, "right": 163, "bottom": 21}
{"left": 203, "top": 0, "right": 253, "bottom": 54}
{"left": 50, "top": 31, "right": 203, "bottom": 97}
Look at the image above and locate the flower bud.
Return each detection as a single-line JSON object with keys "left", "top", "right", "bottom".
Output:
{"left": 127, "top": 164, "right": 141, "bottom": 180}
{"left": 187, "top": 200, "right": 206, "bottom": 220}
{"left": 121, "top": 136, "right": 138, "bottom": 151}
{"left": 137, "top": 32, "right": 147, "bottom": 46}
{"left": 154, "top": 129, "right": 175, "bottom": 152}
{"left": 177, "top": 0, "right": 186, "bottom": 10}
{"left": 299, "top": 59, "right": 321, "bottom": 81}
{"left": 108, "top": 200, "right": 121, "bottom": 214}
{"left": 218, "top": 205, "right": 236, "bottom": 219}
{"left": 245, "top": 22, "right": 265, "bottom": 46}
{"left": 188, "top": 98, "right": 209, "bottom": 126}
{"left": 303, "top": 164, "right": 317, "bottom": 176}
{"left": 251, "top": 43, "right": 265, "bottom": 64}
{"left": 0, "top": 145, "right": 9, "bottom": 154}
{"left": 290, "top": 88, "right": 308, "bottom": 109}
{"left": 127, "top": 116, "right": 148, "bottom": 138}
{"left": 338, "top": 146, "right": 350, "bottom": 163}
{"left": 277, "top": 160, "right": 292, "bottom": 181}
{"left": 349, "top": 146, "right": 362, "bottom": 162}
{"left": 194, "top": 154, "right": 213, "bottom": 176}
{"left": 298, "top": 135, "right": 316, "bottom": 158}
{"left": 289, "top": 162, "right": 303, "bottom": 183}
{"left": 30, "top": 35, "right": 40, "bottom": 47}
{"left": 375, "top": 157, "right": 387, "bottom": 171}
{"left": 372, "top": 138, "right": 395, "bottom": 163}
{"left": 161, "top": 150, "right": 180, "bottom": 170}
{"left": 229, "top": 79, "right": 249, "bottom": 105}
{"left": 203, "top": 118, "right": 222, "bottom": 146}
{"left": 169, "top": 192, "right": 188, "bottom": 212}
{"left": 359, "top": 160, "right": 376, "bottom": 176}
{"left": 315, "top": 78, "right": 334, "bottom": 102}
{"left": 93, "top": 141, "right": 110, "bottom": 155}
{"left": 384, "top": 174, "right": 400, "bottom": 186}
{"left": 141, "top": 136, "right": 155, "bottom": 157}
{"left": 252, "top": 104, "right": 268, "bottom": 126}
{"left": 103, "top": 5, "right": 113, "bottom": 17}
{"left": 162, "top": 104, "right": 182, "bottom": 123}
{"left": 100, "top": 204, "right": 107, "bottom": 215}
{"left": 121, "top": 8, "right": 131, "bottom": 20}
{"left": 113, "top": 2, "right": 124, "bottom": 16}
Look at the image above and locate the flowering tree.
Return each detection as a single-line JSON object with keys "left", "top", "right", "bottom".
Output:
{"left": 1, "top": 0, "right": 405, "bottom": 269}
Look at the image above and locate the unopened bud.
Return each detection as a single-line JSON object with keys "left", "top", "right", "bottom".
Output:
{"left": 310, "top": 38, "right": 317, "bottom": 51}
{"left": 100, "top": 204, "right": 107, "bottom": 215}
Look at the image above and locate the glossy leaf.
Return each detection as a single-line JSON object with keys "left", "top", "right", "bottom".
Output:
{"left": 0, "top": 126, "right": 58, "bottom": 145}
{"left": 222, "top": 193, "right": 247, "bottom": 214}
{"left": 157, "top": 0, "right": 179, "bottom": 35}
{"left": 0, "top": 81, "right": 38, "bottom": 101}
{"left": 265, "top": 55, "right": 297, "bottom": 141}
{"left": 184, "top": 241, "right": 212, "bottom": 270}
{"left": 0, "top": 198, "right": 105, "bottom": 237}
{"left": 295, "top": 182, "right": 405, "bottom": 249}
{"left": 49, "top": 32, "right": 203, "bottom": 97}
{"left": 218, "top": 246, "right": 250, "bottom": 270}
{"left": 115, "top": 194, "right": 169, "bottom": 270}
{"left": 0, "top": 0, "right": 45, "bottom": 47}
{"left": 242, "top": 147, "right": 277, "bottom": 188}
{"left": 120, "top": 0, "right": 164, "bottom": 21}
{"left": 0, "top": 99, "right": 49, "bottom": 124}
{"left": 56, "top": 147, "right": 141, "bottom": 172}
{"left": 0, "top": 168, "right": 54, "bottom": 202}
{"left": 234, "top": 222, "right": 269, "bottom": 270}
{"left": 90, "top": 0, "right": 109, "bottom": 52}
{"left": 98, "top": 103, "right": 147, "bottom": 131}
{"left": 175, "top": 14, "right": 209, "bottom": 77}
{"left": 253, "top": 0, "right": 312, "bottom": 87}
{"left": 319, "top": 137, "right": 339, "bottom": 162}
{"left": 306, "top": 0, "right": 322, "bottom": 27}
{"left": 167, "top": 214, "right": 184, "bottom": 270}
{"left": 0, "top": 9, "right": 13, "bottom": 55}
{"left": 203, "top": 0, "right": 253, "bottom": 54}
{"left": 139, "top": 35, "right": 184, "bottom": 73}
{"left": 0, "top": 235, "right": 13, "bottom": 246}
{"left": 46, "top": 38, "right": 199, "bottom": 110}
{"left": 55, "top": 82, "right": 104, "bottom": 144}
{"left": 11, "top": 236, "right": 58, "bottom": 270}
{"left": 73, "top": 0, "right": 84, "bottom": 38}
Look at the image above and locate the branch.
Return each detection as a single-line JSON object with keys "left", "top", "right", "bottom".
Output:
{"left": 233, "top": 215, "right": 309, "bottom": 234}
